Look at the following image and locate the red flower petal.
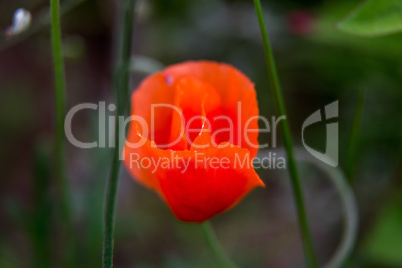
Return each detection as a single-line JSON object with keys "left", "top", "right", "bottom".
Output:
{"left": 157, "top": 144, "right": 264, "bottom": 222}
{"left": 130, "top": 72, "right": 176, "bottom": 147}
{"left": 166, "top": 61, "right": 259, "bottom": 157}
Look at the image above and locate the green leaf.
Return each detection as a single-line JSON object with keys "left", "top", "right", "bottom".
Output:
{"left": 337, "top": 0, "right": 402, "bottom": 37}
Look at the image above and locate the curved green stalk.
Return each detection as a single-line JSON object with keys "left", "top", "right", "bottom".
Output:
{"left": 49, "top": 0, "right": 73, "bottom": 264}
{"left": 305, "top": 158, "right": 358, "bottom": 268}
{"left": 257, "top": 148, "right": 358, "bottom": 268}
{"left": 102, "top": 0, "right": 135, "bottom": 267}
{"left": 252, "top": 0, "right": 317, "bottom": 267}
{"left": 201, "top": 222, "right": 237, "bottom": 268}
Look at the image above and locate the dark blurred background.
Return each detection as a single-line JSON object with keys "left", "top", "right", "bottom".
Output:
{"left": 0, "top": 0, "right": 401, "bottom": 267}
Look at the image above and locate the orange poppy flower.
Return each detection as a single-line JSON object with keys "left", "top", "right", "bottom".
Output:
{"left": 123, "top": 61, "right": 265, "bottom": 222}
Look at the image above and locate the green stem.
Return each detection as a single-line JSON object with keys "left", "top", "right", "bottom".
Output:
{"left": 252, "top": 1, "right": 317, "bottom": 267}
{"left": 346, "top": 88, "right": 366, "bottom": 183}
{"left": 102, "top": 0, "right": 135, "bottom": 267}
{"left": 120, "top": 0, "right": 135, "bottom": 116}
{"left": 201, "top": 222, "right": 237, "bottom": 268}
{"left": 49, "top": 0, "right": 73, "bottom": 264}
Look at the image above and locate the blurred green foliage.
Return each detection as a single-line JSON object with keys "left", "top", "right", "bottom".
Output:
{"left": 362, "top": 195, "right": 402, "bottom": 266}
